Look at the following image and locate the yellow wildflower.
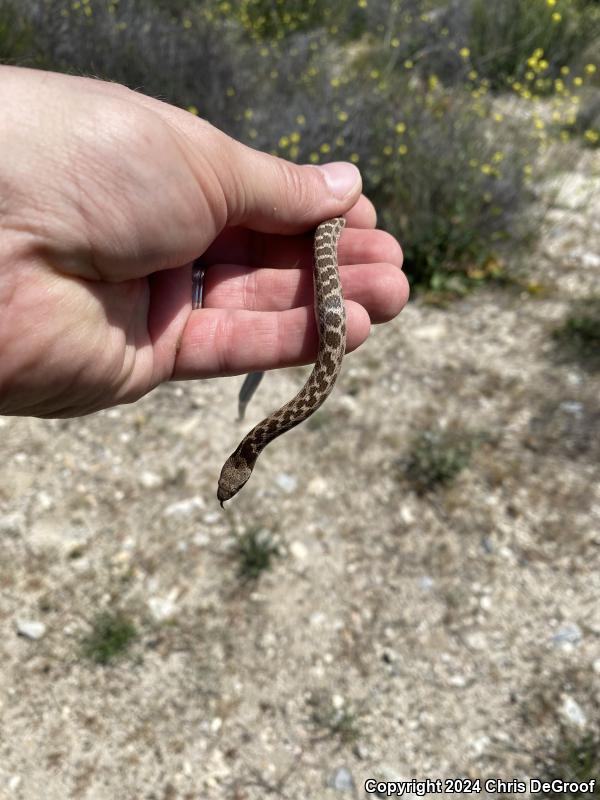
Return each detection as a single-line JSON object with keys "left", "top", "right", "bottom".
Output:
{"left": 552, "top": 12, "right": 561, "bottom": 22}
{"left": 187, "top": 105, "right": 199, "bottom": 115}
{"left": 397, "top": 144, "right": 408, "bottom": 155}
{"left": 585, "top": 64, "right": 597, "bottom": 75}
{"left": 395, "top": 122, "right": 406, "bottom": 133}
{"left": 350, "top": 153, "right": 360, "bottom": 163}
{"left": 584, "top": 130, "right": 599, "bottom": 144}
{"left": 459, "top": 47, "right": 470, "bottom": 59}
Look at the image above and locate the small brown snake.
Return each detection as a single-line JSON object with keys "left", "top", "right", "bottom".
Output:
{"left": 195, "top": 217, "right": 347, "bottom": 507}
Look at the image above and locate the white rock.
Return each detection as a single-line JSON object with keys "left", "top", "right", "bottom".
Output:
{"left": 0, "top": 512, "right": 26, "bottom": 537}
{"left": 479, "top": 595, "right": 493, "bottom": 612}
{"left": 139, "top": 470, "right": 162, "bottom": 489}
{"left": 582, "top": 251, "right": 600, "bottom": 269}
{"left": 469, "top": 734, "right": 491, "bottom": 756}
{"left": 338, "top": 395, "right": 359, "bottom": 414}
{"left": 35, "top": 491, "right": 54, "bottom": 512}
{"left": 290, "top": 541, "right": 308, "bottom": 561}
{"left": 559, "top": 694, "right": 587, "bottom": 729}
{"left": 164, "top": 496, "right": 205, "bottom": 517}
{"left": 551, "top": 623, "right": 582, "bottom": 648}
{"left": 148, "top": 589, "right": 179, "bottom": 622}
{"left": 465, "top": 631, "right": 487, "bottom": 650}
{"left": 307, "top": 476, "right": 328, "bottom": 495}
{"left": 275, "top": 472, "right": 297, "bottom": 493}
{"left": 447, "top": 674, "right": 468, "bottom": 688}
{"left": 329, "top": 766, "right": 355, "bottom": 792}
{"left": 16, "top": 620, "right": 47, "bottom": 640}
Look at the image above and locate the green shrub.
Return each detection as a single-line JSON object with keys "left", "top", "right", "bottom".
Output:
{"left": 234, "top": 527, "right": 279, "bottom": 581}
{"left": 1, "top": 0, "right": 594, "bottom": 292}
{"left": 553, "top": 298, "right": 600, "bottom": 370}
{"left": 81, "top": 610, "right": 137, "bottom": 664}
{"left": 400, "top": 425, "right": 475, "bottom": 494}
{"left": 535, "top": 732, "right": 600, "bottom": 797}
{"left": 455, "top": 0, "right": 600, "bottom": 91}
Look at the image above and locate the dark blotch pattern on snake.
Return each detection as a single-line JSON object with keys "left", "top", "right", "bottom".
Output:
{"left": 217, "top": 217, "right": 347, "bottom": 506}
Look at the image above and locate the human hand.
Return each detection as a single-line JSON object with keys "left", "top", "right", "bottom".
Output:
{"left": 0, "top": 66, "right": 407, "bottom": 417}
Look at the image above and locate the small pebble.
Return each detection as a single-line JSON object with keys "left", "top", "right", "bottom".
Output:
{"left": 290, "top": 541, "right": 308, "bottom": 561}
{"left": 559, "top": 694, "right": 587, "bottom": 729}
{"left": 551, "top": 623, "right": 582, "bottom": 648}
{"left": 16, "top": 620, "right": 47, "bottom": 640}
{"left": 0, "top": 512, "right": 26, "bottom": 537}
{"left": 148, "top": 590, "right": 179, "bottom": 622}
{"left": 139, "top": 470, "right": 162, "bottom": 489}
{"left": 307, "top": 476, "right": 328, "bottom": 495}
{"left": 275, "top": 472, "right": 297, "bottom": 493}
{"left": 164, "top": 497, "right": 205, "bottom": 517}
{"left": 328, "top": 766, "right": 355, "bottom": 792}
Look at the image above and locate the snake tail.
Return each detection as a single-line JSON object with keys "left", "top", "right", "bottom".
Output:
{"left": 217, "top": 217, "right": 346, "bottom": 507}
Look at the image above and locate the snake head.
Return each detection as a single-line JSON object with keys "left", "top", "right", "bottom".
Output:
{"left": 217, "top": 451, "right": 253, "bottom": 508}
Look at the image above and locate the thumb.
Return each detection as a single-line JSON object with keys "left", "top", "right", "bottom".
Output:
{"left": 216, "top": 138, "right": 362, "bottom": 232}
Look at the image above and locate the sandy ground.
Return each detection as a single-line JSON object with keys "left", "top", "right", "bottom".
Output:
{"left": 0, "top": 145, "right": 599, "bottom": 800}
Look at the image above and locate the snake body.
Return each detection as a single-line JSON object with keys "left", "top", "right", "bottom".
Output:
{"left": 217, "top": 217, "right": 347, "bottom": 506}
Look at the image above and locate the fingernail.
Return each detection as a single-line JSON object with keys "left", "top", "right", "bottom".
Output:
{"left": 313, "top": 161, "right": 361, "bottom": 199}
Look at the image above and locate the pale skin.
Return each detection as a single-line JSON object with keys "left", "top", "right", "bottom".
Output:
{"left": 0, "top": 66, "right": 408, "bottom": 418}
